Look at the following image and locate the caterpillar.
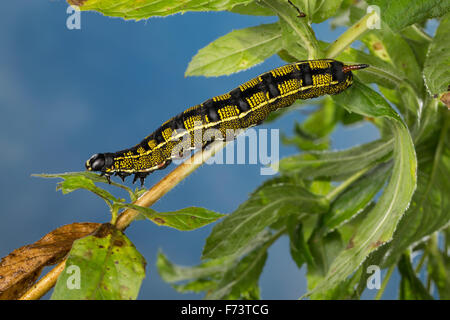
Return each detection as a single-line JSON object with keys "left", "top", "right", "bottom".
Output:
{"left": 85, "top": 59, "right": 368, "bottom": 185}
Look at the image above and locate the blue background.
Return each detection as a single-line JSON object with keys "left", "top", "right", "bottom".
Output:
{"left": 0, "top": 1, "right": 409, "bottom": 299}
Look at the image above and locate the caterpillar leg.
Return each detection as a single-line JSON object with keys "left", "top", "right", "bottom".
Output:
{"left": 100, "top": 172, "right": 112, "bottom": 184}
{"left": 132, "top": 172, "right": 150, "bottom": 187}
{"left": 115, "top": 172, "right": 131, "bottom": 182}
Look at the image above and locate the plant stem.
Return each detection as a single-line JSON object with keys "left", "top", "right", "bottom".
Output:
{"left": 19, "top": 260, "right": 66, "bottom": 300}
{"left": 414, "top": 251, "right": 427, "bottom": 274}
{"left": 375, "top": 264, "right": 395, "bottom": 300}
{"left": 19, "top": 140, "right": 230, "bottom": 300}
{"left": 326, "top": 11, "right": 377, "bottom": 59}
{"left": 325, "top": 166, "right": 371, "bottom": 202}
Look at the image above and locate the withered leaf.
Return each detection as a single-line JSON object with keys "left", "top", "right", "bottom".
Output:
{"left": 0, "top": 222, "right": 100, "bottom": 300}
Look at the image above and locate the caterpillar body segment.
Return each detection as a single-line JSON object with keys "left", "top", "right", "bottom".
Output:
{"left": 85, "top": 59, "right": 369, "bottom": 185}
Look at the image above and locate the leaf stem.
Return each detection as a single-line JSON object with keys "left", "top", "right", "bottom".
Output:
{"left": 375, "top": 264, "right": 395, "bottom": 300}
{"left": 19, "top": 140, "right": 230, "bottom": 300}
{"left": 414, "top": 251, "right": 427, "bottom": 274}
{"left": 325, "top": 166, "right": 372, "bottom": 202}
{"left": 326, "top": 11, "right": 377, "bottom": 59}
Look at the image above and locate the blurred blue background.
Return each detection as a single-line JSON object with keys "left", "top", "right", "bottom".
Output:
{"left": 0, "top": 1, "right": 404, "bottom": 299}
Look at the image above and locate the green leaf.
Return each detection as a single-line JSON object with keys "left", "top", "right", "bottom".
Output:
{"left": 52, "top": 224, "right": 146, "bottom": 300}
{"left": 307, "top": 82, "right": 417, "bottom": 297}
{"left": 202, "top": 177, "right": 328, "bottom": 259}
{"left": 68, "top": 0, "right": 255, "bottom": 20}
{"left": 34, "top": 171, "right": 138, "bottom": 202}
{"left": 289, "top": 220, "right": 315, "bottom": 269}
{"left": 306, "top": 230, "right": 344, "bottom": 293}
{"left": 382, "top": 111, "right": 450, "bottom": 266}
{"left": 423, "top": 13, "right": 450, "bottom": 98}
{"left": 398, "top": 254, "right": 433, "bottom": 300}
{"left": 278, "top": 16, "right": 308, "bottom": 61}
{"left": 260, "top": 0, "right": 321, "bottom": 59}
{"left": 206, "top": 243, "right": 268, "bottom": 299}
{"left": 323, "top": 162, "right": 391, "bottom": 232}
{"left": 277, "top": 139, "right": 393, "bottom": 181}
{"left": 124, "top": 205, "right": 225, "bottom": 231}
{"left": 290, "top": 0, "right": 345, "bottom": 23}
{"left": 157, "top": 229, "right": 274, "bottom": 297}
{"left": 350, "top": 7, "right": 423, "bottom": 94}
{"left": 185, "top": 23, "right": 282, "bottom": 77}
{"left": 293, "top": 97, "right": 339, "bottom": 150}
{"left": 366, "top": 0, "right": 450, "bottom": 31}
{"left": 229, "top": 1, "right": 274, "bottom": 16}
{"left": 157, "top": 252, "right": 233, "bottom": 283}
{"left": 427, "top": 235, "right": 450, "bottom": 299}
{"left": 400, "top": 25, "right": 432, "bottom": 68}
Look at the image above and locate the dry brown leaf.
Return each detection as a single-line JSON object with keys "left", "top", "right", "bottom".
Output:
{"left": 0, "top": 222, "right": 100, "bottom": 300}
{"left": 440, "top": 91, "right": 450, "bottom": 108}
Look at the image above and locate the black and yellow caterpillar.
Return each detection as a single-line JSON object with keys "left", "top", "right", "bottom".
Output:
{"left": 86, "top": 59, "right": 368, "bottom": 185}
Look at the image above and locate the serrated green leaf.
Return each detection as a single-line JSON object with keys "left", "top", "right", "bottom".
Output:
{"left": 202, "top": 177, "right": 328, "bottom": 260}
{"left": 68, "top": 0, "right": 255, "bottom": 20}
{"left": 423, "top": 13, "right": 450, "bottom": 98}
{"left": 290, "top": 0, "right": 345, "bottom": 23}
{"left": 185, "top": 23, "right": 282, "bottom": 77}
{"left": 229, "top": 1, "right": 274, "bottom": 16}
{"left": 34, "top": 171, "right": 137, "bottom": 202}
{"left": 400, "top": 25, "right": 432, "bottom": 68}
{"left": 282, "top": 97, "right": 339, "bottom": 151}
{"left": 206, "top": 243, "right": 268, "bottom": 299}
{"left": 306, "top": 230, "right": 344, "bottom": 293}
{"left": 349, "top": 7, "right": 423, "bottom": 94}
{"left": 172, "top": 279, "right": 218, "bottom": 294}
{"left": 278, "top": 16, "right": 308, "bottom": 61}
{"left": 323, "top": 163, "right": 391, "bottom": 232}
{"left": 398, "top": 254, "right": 433, "bottom": 300}
{"left": 157, "top": 229, "right": 273, "bottom": 297}
{"left": 52, "top": 224, "right": 146, "bottom": 300}
{"left": 157, "top": 251, "right": 232, "bottom": 283}
{"left": 366, "top": 0, "right": 450, "bottom": 31}
{"left": 260, "top": 0, "right": 321, "bottom": 59}
{"left": 124, "top": 205, "right": 225, "bottom": 231}
{"left": 382, "top": 111, "right": 450, "bottom": 267}
{"left": 307, "top": 82, "right": 417, "bottom": 297}
{"left": 278, "top": 139, "right": 393, "bottom": 181}
{"left": 289, "top": 220, "right": 315, "bottom": 269}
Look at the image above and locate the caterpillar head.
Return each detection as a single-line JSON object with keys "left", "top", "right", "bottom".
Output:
{"left": 327, "top": 61, "right": 369, "bottom": 94}
{"left": 85, "top": 153, "right": 114, "bottom": 172}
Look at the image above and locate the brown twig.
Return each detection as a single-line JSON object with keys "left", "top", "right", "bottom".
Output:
{"left": 19, "top": 141, "right": 229, "bottom": 300}
{"left": 18, "top": 260, "right": 66, "bottom": 300}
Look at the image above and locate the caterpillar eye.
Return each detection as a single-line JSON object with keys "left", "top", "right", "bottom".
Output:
{"left": 86, "top": 153, "right": 105, "bottom": 171}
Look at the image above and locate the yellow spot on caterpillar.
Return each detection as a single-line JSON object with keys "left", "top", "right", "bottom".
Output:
{"left": 213, "top": 93, "right": 231, "bottom": 102}
{"left": 246, "top": 92, "right": 267, "bottom": 109}
{"left": 239, "top": 78, "right": 260, "bottom": 91}
{"left": 147, "top": 140, "right": 157, "bottom": 149}
{"left": 183, "top": 115, "right": 202, "bottom": 130}
{"left": 271, "top": 65, "right": 294, "bottom": 77}
{"left": 309, "top": 60, "right": 331, "bottom": 69}
{"left": 137, "top": 146, "right": 146, "bottom": 154}
{"left": 162, "top": 128, "right": 173, "bottom": 141}
{"left": 278, "top": 79, "right": 300, "bottom": 95}
{"left": 218, "top": 105, "right": 240, "bottom": 120}
{"left": 312, "top": 73, "right": 332, "bottom": 86}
